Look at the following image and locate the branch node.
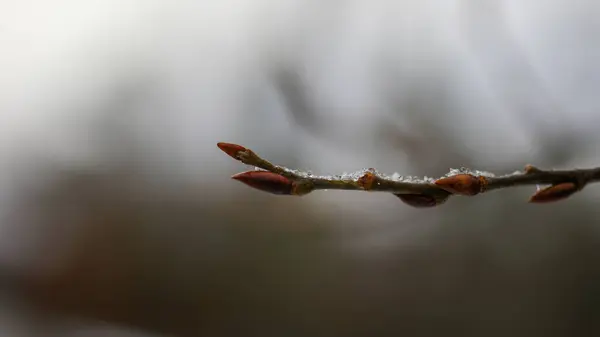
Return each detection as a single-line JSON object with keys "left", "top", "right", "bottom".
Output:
{"left": 524, "top": 164, "right": 542, "bottom": 174}
{"left": 292, "top": 180, "right": 315, "bottom": 196}
{"left": 357, "top": 171, "right": 377, "bottom": 191}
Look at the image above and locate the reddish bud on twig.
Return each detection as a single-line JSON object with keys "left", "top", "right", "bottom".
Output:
{"left": 434, "top": 174, "right": 486, "bottom": 196}
{"left": 231, "top": 171, "right": 294, "bottom": 195}
{"left": 529, "top": 182, "right": 578, "bottom": 203}
{"left": 358, "top": 171, "right": 377, "bottom": 190}
{"left": 217, "top": 142, "right": 248, "bottom": 160}
{"left": 394, "top": 193, "right": 448, "bottom": 208}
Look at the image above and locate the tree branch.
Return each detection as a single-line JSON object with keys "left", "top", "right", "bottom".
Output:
{"left": 217, "top": 142, "right": 600, "bottom": 207}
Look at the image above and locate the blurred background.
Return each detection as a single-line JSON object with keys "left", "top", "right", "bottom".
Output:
{"left": 1, "top": 0, "right": 600, "bottom": 336}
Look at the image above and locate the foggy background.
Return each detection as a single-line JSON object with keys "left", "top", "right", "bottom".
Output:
{"left": 1, "top": 0, "right": 600, "bottom": 336}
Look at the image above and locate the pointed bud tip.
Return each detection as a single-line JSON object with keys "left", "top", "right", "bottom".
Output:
{"left": 217, "top": 142, "right": 247, "bottom": 160}
{"left": 230, "top": 170, "right": 294, "bottom": 195}
{"left": 230, "top": 171, "right": 249, "bottom": 181}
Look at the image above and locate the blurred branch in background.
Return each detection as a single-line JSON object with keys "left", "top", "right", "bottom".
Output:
{"left": 374, "top": 71, "right": 473, "bottom": 172}
{"left": 459, "top": 0, "right": 587, "bottom": 166}
{"left": 271, "top": 63, "right": 322, "bottom": 138}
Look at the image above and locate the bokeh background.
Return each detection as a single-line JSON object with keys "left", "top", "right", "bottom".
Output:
{"left": 1, "top": 0, "right": 600, "bottom": 336}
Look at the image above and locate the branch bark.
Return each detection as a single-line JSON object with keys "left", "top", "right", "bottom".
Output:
{"left": 218, "top": 142, "right": 600, "bottom": 206}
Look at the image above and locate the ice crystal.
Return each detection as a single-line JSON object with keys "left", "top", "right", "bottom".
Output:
{"left": 380, "top": 172, "right": 435, "bottom": 184}
{"left": 282, "top": 167, "right": 327, "bottom": 179}
{"left": 270, "top": 167, "right": 439, "bottom": 184}
{"left": 472, "top": 170, "right": 496, "bottom": 177}
{"left": 445, "top": 167, "right": 495, "bottom": 178}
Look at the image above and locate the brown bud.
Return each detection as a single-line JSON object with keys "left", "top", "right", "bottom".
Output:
{"left": 434, "top": 174, "right": 486, "bottom": 196}
{"left": 231, "top": 171, "right": 294, "bottom": 195}
{"left": 529, "top": 182, "right": 578, "bottom": 203}
{"left": 357, "top": 171, "right": 377, "bottom": 190}
{"left": 217, "top": 142, "right": 247, "bottom": 160}
{"left": 394, "top": 193, "right": 449, "bottom": 208}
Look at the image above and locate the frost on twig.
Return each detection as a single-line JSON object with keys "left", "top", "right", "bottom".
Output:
{"left": 217, "top": 142, "right": 600, "bottom": 208}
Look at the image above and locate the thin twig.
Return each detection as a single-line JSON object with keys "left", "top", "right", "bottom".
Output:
{"left": 218, "top": 142, "right": 600, "bottom": 206}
